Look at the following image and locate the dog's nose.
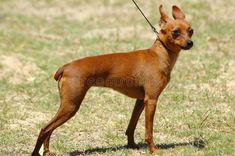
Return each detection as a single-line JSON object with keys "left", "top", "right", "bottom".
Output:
{"left": 187, "top": 40, "right": 193, "bottom": 47}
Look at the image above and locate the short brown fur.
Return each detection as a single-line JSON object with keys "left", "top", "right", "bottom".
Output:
{"left": 32, "top": 5, "right": 193, "bottom": 155}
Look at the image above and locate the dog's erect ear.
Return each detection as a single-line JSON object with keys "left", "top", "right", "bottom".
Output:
{"left": 172, "top": 5, "right": 185, "bottom": 20}
{"left": 159, "top": 5, "right": 170, "bottom": 26}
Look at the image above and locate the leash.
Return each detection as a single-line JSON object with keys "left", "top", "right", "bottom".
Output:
{"left": 132, "top": 0, "right": 173, "bottom": 53}
{"left": 132, "top": 0, "right": 159, "bottom": 35}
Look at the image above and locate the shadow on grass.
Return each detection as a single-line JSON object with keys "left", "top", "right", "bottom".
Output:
{"left": 69, "top": 138, "right": 205, "bottom": 156}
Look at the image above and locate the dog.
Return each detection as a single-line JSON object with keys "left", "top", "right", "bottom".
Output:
{"left": 32, "top": 4, "right": 193, "bottom": 155}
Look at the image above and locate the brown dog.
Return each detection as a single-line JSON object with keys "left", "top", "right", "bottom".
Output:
{"left": 32, "top": 5, "right": 193, "bottom": 155}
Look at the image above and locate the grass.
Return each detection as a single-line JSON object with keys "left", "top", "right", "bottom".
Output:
{"left": 0, "top": 0, "right": 235, "bottom": 155}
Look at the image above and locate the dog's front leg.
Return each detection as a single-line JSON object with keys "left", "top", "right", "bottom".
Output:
{"left": 144, "top": 97, "right": 158, "bottom": 153}
{"left": 126, "top": 99, "right": 144, "bottom": 148}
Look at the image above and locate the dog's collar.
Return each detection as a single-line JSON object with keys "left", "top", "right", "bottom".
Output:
{"left": 157, "top": 38, "right": 173, "bottom": 53}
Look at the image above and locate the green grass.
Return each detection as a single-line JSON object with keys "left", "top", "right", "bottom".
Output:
{"left": 0, "top": 0, "right": 234, "bottom": 155}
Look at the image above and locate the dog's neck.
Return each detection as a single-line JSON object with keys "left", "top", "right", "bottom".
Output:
{"left": 150, "top": 38, "right": 180, "bottom": 76}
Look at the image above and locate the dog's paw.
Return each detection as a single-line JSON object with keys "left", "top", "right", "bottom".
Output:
{"left": 43, "top": 152, "right": 57, "bottom": 156}
{"left": 32, "top": 153, "right": 41, "bottom": 156}
{"left": 127, "top": 143, "right": 139, "bottom": 149}
{"left": 149, "top": 146, "right": 159, "bottom": 154}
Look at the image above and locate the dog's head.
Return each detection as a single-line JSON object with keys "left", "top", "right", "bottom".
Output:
{"left": 158, "top": 5, "right": 193, "bottom": 51}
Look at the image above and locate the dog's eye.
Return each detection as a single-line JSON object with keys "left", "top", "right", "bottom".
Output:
{"left": 172, "top": 29, "right": 181, "bottom": 38}
{"left": 188, "top": 28, "right": 194, "bottom": 36}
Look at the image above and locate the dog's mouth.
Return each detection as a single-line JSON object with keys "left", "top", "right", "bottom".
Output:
{"left": 176, "top": 40, "right": 193, "bottom": 50}
{"left": 181, "top": 45, "right": 193, "bottom": 50}
{"left": 178, "top": 44, "right": 193, "bottom": 50}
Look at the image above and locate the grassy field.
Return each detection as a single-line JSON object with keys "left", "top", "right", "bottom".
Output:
{"left": 0, "top": 0, "right": 235, "bottom": 155}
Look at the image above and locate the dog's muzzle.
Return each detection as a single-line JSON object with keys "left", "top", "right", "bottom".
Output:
{"left": 182, "top": 40, "right": 193, "bottom": 50}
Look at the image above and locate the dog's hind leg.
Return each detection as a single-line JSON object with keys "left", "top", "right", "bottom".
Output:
{"left": 43, "top": 131, "right": 52, "bottom": 155}
{"left": 32, "top": 77, "right": 88, "bottom": 156}
{"left": 125, "top": 99, "right": 144, "bottom": 148}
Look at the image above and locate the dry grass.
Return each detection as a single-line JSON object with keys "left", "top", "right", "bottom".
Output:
{"left": 0, "top": 0, "right": 234, "bottom": 155}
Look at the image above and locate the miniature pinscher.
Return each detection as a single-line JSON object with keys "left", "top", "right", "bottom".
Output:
{"left": 32, "top": 5, "right": 193, "bottom": 155}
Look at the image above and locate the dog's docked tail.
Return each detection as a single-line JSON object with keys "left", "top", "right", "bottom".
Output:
{"left": 54, "top": 66, "right": 65, "bottom": 81}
